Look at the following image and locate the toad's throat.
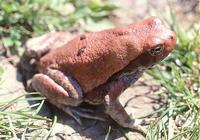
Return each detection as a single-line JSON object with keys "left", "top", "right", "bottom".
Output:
{"left": 84, "top": 68, "right": 144, "bottom": 105}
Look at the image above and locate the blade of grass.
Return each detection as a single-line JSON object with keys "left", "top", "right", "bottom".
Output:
{"left": 104, "top": 126, "right": 111, "bottom": 140}
{"left": 6, "top": 115, "right": 19, "bottom": 140}
{"left": 43, "top": 115, "right": 57, "bottom": 140}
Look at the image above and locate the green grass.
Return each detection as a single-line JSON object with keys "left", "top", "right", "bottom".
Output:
{"left": 0, "top": 66, "right": 4, "bottom": 83}
{"left": 0, "top": 92, "right": 50, "bottom": 139}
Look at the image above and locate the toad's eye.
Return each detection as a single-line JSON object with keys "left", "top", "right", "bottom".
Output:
{"left": 149, "top": 44, "right": 164, "bottom": 56}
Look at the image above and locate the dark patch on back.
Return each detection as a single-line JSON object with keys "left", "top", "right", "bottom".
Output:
{"left": 114, "top": 31, "right": 129, "bottom": 36}
{"left": 77, "top": 46, "right": 86, "bottom": 56}
{"left": 80, "top": 34, "right": 86, "bottom": 40}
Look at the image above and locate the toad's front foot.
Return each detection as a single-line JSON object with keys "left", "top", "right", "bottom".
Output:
{"left": 105, "top": 97, "right": 153, "bottom": 135}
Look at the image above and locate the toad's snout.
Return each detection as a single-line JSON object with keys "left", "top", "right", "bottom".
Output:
{"left": 164, "top": 31, "right": 177, "bottom": 52}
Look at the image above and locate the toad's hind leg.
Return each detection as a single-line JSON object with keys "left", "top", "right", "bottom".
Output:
{"left": 31, "top": 68, "right": 83, "bottom": 105}
{"left": 31, "top": 69, "right": 105, "bottom": 124}
{"left": 31, "top": 70, "right": 83, "bottom": 123}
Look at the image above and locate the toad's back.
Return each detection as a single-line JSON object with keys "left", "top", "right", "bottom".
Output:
{"left": 38, "top": 26, "right": 143, "bottom": 93}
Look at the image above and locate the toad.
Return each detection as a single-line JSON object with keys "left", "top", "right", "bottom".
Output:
{"left": 25, "top": 16, "right": 176, "bottom": 132}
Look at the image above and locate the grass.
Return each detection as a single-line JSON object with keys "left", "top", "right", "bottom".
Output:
{"left": 0, "top": 92, "right": 50, "bottom": 139}
{"left": 0, "top": 0, "right": 200, "bottom": 139}
{"left": 0, "top": 66, "right": 4, "bottom": 84}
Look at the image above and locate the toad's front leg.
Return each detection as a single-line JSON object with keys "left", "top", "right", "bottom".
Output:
{"left": 86, "top": 69, "right": 148, "bottom": 133}
{"left": 103, "top": 71, "right": 149, "bottom": 134}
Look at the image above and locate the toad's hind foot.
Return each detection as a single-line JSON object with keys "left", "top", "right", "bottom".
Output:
{"left": 60, "top": 106, "right": 106, "bottom": 125}
{"left": 60, "top": 106, "right": 82, "bottom": 125}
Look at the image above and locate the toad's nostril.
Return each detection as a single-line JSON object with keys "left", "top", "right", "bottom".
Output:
{"left": 168, "top": 32, "right": 176, "bottom": 43}
{"left": 165, "top": 32, "right": 177, "bottom": 49}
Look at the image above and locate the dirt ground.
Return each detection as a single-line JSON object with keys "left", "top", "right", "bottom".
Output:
{"left": 0, "top": 0, "right": 199, "bottom": 139}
